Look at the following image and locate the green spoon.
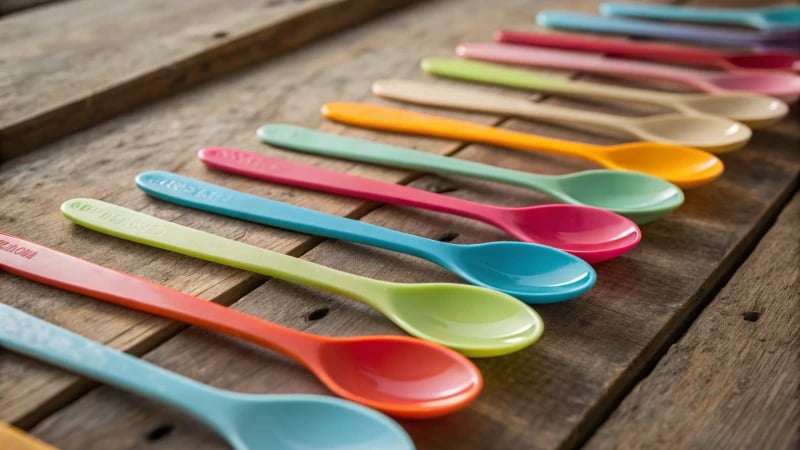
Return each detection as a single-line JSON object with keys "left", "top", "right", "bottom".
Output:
{"left": 257, "top": 125, "right": 683, "bottom": 224}
{"left": 61, "top": 198, "right": 543, "bottom": 357}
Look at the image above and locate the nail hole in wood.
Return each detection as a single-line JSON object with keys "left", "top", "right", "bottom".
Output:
{"left": 212, "top": 31, "right": 229, "bottom": 39}
{"left": 307, "top": 307, "right": 330, "bottom": 321}
{"left": 145, "top": 424, "right": 174, "bottom": 442}
{"left": 423, "top": 181, "right": 458, "bottom": 194}
{"left": 742, "top": 311, "right": 760, "bottom": 322}
{"left": 435, "top": 231, "right": 459, "bottom": 242}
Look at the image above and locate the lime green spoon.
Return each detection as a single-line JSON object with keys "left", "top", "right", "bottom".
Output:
{"left": 61, "top": 198, "right": 543, "bottom": 357}
{"left": 257, "top": 125, "right": 683, "bottom": 224}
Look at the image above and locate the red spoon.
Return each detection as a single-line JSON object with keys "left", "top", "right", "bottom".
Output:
{"left": 495, "top": 30, "right": 800, "bottom": 72}
{"left": 198, "top": 148, "right": 641, "bottom": 264}
{"left": 0, "top": 232, "right": 482, "bottom": 419}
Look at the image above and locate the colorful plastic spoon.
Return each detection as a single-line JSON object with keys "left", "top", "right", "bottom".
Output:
{"left": 320, "top": 102, "right": 723, "bottom": 188}
{"left": 0, "top": 423, "right": 56, "bottom": 450}
{"left": 61, "top": 198, "right": 544, "bottom": 355}
{"left": 456, "top": 43, "right": 800, "bottom": 100}
{"left": 494, "top": 30, "right": 800, "bottom": 72}
{"left": 0, "top": 232, "right": 482, "bottom": 418}
{"left": 136, "top": 171, "right": 596, "bottom": 303}
{"left": 0, "top": 304, "right": 415, "bottom": 450}
{"left": 257, "top": 124, "right": 684, "bottom": 224}
{"left": 372, "top": 79, "right": 750, "bottom": 153}
{"left": 601, "top": 3, "right": 800, "bottom": 31}
{"left": 199, "top": 148, "right": 641, "bottom": 264}
{"left": 421, "top": 57, "right": 788, "bottom": 128}
{"left": 536, "top": 11, "right": 800, "bottom": 52}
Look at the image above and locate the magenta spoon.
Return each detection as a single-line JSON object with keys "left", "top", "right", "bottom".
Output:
{"left": 198, "top": 148, "right": 641, "bottom": 264}
{"left": 494, "top": 30, "right": 800, "bottom": 72}
{"left": 457, "top": 42, "right": 800, "bottom": 101}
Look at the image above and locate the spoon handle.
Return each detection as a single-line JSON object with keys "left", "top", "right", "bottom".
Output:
{"left": 60, "top": 198, "right": 385, "bottom": 303}
{"left": 321, "top": 102, "right": 608, "bottom": 164}
{"left": 0, "top": 303, "right": 229, "bottom": 431}
{"left": 600, "top": 3, "right": 760, "bottom": 28}
{"left": 421, "top": 57, "right": 686, "bottom": 112}
{"left": 257, "top": 124, "right": 567, "bottom": 201}
{"left": 198, "top": 148, "right": 502, "bottom": 228}
{"left": 136, "top": 171, "right": 442, "bottom": 263}
{"left": 0, "top": 232, "right": 316, "bottom": 362}
{"left": 494, "top": 30, "right": 724, "bottom": 68}
{"left": 457, "top": 42, "right": 713, "bottom": 92}
{"left": 372, "top": 79, "right": 637, "bottom": 138}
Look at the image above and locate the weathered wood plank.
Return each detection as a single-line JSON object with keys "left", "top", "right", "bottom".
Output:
{"left": 0, "top": 0, "right": 418, "bottom": 161}
{"left": 0, "top": 0, "right": 584, "bottom": 430}
{"left": 585, "top": 194, "right": 800, "bottom": 450}
{"left": 0, "top": 0, "right": 62, "bottom": 16}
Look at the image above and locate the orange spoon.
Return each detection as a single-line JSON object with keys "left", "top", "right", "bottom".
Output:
{"left": 0, "top": 423, "right": 56, "bottom": 450}
{"left": 321, "top": 102, "right": 722, "bottom": 189}
{"left": 0, "top": 232, "right": 482, "bottom": 419}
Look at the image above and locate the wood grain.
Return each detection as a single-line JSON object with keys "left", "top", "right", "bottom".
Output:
{"left": 585, "top": 194, "right": 800, "bottom": 450}
{"left": 0, "top": 0, "right": 417, "bottom": 161}
{"left": 0, "top": 0, "right": 61, "bottom": 16}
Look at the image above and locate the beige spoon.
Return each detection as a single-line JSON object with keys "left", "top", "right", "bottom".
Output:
{"left": 373, "top": 79, "right": 751, "bottom": 154}
{"left": 421, "top": 57, "right": 789, "bottom": 129}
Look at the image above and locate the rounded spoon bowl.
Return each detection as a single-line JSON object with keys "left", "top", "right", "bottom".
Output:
{"left": 629, "top": 113, "right": 750, "bottom": 153}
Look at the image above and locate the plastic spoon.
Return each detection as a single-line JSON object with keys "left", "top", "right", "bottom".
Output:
{"left": 199, "top": 148, "right": 641, "bottom": 264}
{"left": 0, "top": 232, "right": 482, "bottom": 418}
{"left": 136, "top": 171, "right": 596, "bottom": 303}
{"left": 494, "top": 30, "right": 800, "bottom": 72}
{"left": 372, "top": 79, "right": 750, "bottom": 153}
{"left": 601, "top": 3, "right": 800, "bottom": 31}
{"left": 0, "top": 305, "right": 415, "bottom": 450}
{"left": 456, "top": 43, "right": 800, "bottom": 101}
{"left": 321, "top": 102, "right": 723, "bottom": 189}
{"left": 0, "top": 423, "right": 56, "bottom": 450}
{"left": 421, "top": 57, "right": 789, "bottom": 128}
{"left": 257, "top": 124, "right": 684, "bottom": 224}
{"left": 535, "top": 11, "right": 800, "bottom": 52}
{"left": 60, "top": 198, "right": 544, "bottom": 356}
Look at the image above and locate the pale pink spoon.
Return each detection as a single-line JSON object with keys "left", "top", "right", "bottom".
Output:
{"left": 457, "top": 42, "right": 800, "bottom": 101}
{"left": 494, "top": 30, "right": 800, "bottom": 72}
{"left": 198, "top": 148, "right": 642, "bottom": 264}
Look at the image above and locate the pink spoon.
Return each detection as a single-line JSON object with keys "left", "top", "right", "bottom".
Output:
{"left": 198, "top": 147, "right": 641, "bottom": 264}
{"left": 494, "top": 30, "right": 800, "bottom": 72}
{"left": 457, "top": 42, "right": 800, "bottom": 101}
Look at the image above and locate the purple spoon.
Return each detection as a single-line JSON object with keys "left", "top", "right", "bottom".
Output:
{"left": 536, "top": 11, "right": 800, "bottom": 53}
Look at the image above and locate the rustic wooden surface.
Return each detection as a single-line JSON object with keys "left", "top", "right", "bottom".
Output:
{"left": 586, "top": 194, "right": 800, "bottom": 450}
{"left": 1, "top": 0, "right": 798, "bottom": 449}
{"left": 0, "top": 0, "right": 417, "bottom": 160}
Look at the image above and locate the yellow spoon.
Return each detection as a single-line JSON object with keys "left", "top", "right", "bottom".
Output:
{"left": 322, "top": 102, "right": 723, "bottom": 189}
{"left": 0, "top": 423, "right": 56, "bottom": 450}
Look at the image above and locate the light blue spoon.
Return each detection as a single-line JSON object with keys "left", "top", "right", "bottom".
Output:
{"left": 136, "top": 170, "right": 596, "bottom": 303}
{"left": 0, "top": 304, "right": 415, "bottom": 450}
{"left": 601, "top": 3, "right": 800, "bottom": 32}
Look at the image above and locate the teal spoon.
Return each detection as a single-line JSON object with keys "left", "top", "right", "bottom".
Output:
{"left": 601, "top": 3, "right": 800, "bottom": 32}
{"left": 61, "top": 198, "right": 543, "bottom": 357}
{"left": 136, "top": 170, "right": 595, "bottom": 304}
{"left": 256, "top": 124, "right": 684, "bottom": 224}
{"left": 0, "top": 304, "right": 415, "bottom": 450}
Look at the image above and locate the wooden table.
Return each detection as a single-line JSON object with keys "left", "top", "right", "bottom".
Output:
{"left": 1, "top": 0, "right": 798, "bottom": 448}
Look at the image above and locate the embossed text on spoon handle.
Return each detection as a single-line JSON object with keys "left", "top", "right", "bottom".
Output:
{"left": 0, "top": 304, "right": 230, "bottom": 432}
{"left": 0, "top": 232, "right": 317, "bottom": 362}
{"left": 61, "top": 198, "right": 386, "bottom": 304}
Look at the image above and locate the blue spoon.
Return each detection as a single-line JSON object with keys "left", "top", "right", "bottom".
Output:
{"left": 601, "top": 3, "right": 800, "bottom": 32}
{"left": 0, "top": 304, "right": 415, "bottom": 450}
{"left": 136, "top": 170, "right": 596, "bottom": 303}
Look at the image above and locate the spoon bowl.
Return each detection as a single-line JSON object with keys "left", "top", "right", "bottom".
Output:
{"left": 0, "top": 232, "right": 482, "bottom": 418}
{"left": 257, "top": 124, "right": 684, "bottom": 224}
{"left": 61, "top": 198, "right": 544, "bottom": 357}
{"left": 631, "top": 113, "right": 750, "bottom": 153}
{"left": 199, "top": 148, "right": 641, "bottom": 263}
{"left": 723, "top": 52, "right": 799, "bottom": 71}
{"left": 601, "top": 142, "right": 725, "bottom": 188}
{"left": 420, "top": 57, "right": 790, "bottom": 129}
{"left": 0, "top": 305, "right": 416, "bottom": 450}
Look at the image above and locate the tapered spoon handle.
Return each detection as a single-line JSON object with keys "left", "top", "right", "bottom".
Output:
{"left": 0, "top": 423, "right": 56, "bottom": 450}
{"left": 60, "top": 198, "right": 383, "bottom": 302}
{"left": 0, "top": 232, "right": 313, "bottom": 361}
{"left": 494, "top": 30, "right": 724, "bottom": 67}
{"left": 600, "top": 3, "right": 800, "bottom": 30}
{"left": 0, "top": 304, "right": 226, "bottom": 424}
{"left": 199, "top": 148, "right": 498, "bottom": 224}
{"left": 136, "top": 171, "right": 437, "bottom": 261}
